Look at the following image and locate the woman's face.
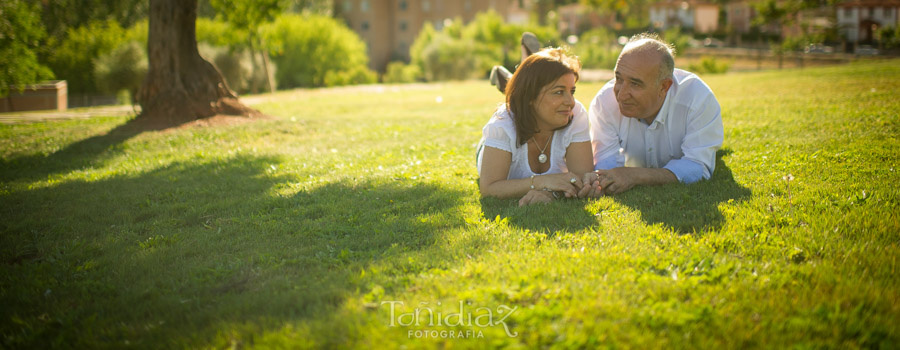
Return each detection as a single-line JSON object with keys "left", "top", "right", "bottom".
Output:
{"left": 533, "top": 73, "right": 577, "bottom": 131}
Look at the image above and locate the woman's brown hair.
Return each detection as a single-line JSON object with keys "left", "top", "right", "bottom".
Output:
{"left": 505, "top": 48, "right": 581, "bottom": 146}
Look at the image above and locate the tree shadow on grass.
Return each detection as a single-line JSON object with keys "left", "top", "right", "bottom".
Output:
{"left": 0, "top": 155, "right": 467, "bottom": 348}
{"left": 0, "top": 115, "right": 259, "bottom": 184}
{"left": 610, "top": 149, "right": 751, "bottom": 234}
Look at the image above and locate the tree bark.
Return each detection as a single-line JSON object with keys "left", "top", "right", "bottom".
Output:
{"left": 137, "top": 0, "right": 259, "bottom": 125}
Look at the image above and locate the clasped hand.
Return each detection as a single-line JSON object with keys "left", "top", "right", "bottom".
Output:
{"left": 518, "top": 172, "right": 604, "bottom": 206}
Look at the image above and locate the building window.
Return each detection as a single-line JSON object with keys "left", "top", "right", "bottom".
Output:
{"left": 399, "top": 0, "right": 407, "bottom": 11}
{"left": 399, "top": 20, "right": 407, "bottom": 31}
{"left": 423, "top": 0, "right": 430, "bottom": 12}
{"left": 464, "top": 0, "right": 472, "bottom": 12}
{"left": 361, "top": 0, "right": 369, "bottom": 12}
{"left": 362, "top": 21, "right": 369, "bottom": 31}
{"left": 343, "top": 0, "right": 352, "bottom": 12}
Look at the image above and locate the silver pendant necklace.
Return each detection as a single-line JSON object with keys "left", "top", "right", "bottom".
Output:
{"left": 531, "top": 134, "right": 552, "bottom": 164}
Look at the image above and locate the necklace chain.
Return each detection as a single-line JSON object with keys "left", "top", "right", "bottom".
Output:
{"left": 532, "top": 135, "right": 551, "bottom": 153}
{"left": 531, "top": 134, "right": 552, "bottom": 164}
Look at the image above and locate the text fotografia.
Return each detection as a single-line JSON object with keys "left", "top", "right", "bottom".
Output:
{"left": 381, "top": 301, "right": 519, "bottom": 338}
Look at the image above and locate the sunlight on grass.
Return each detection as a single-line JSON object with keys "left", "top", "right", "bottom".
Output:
{"left": 1, "top": 61, "right": 899, "bottom": 348}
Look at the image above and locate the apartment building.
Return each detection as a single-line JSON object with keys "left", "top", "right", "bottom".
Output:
{"left": 836, "top": 0, "right": 900, "bottom": 42}
{"left": 649, "top": 0, "right": 720, "bottom": 33}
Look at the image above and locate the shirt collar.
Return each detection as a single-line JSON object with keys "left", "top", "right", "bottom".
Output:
{"left": 647, "top": 77, "right": 679, "bottom": 128}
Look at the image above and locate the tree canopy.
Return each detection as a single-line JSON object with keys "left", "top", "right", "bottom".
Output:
{"left": 0, "top": 0, "right": 53, "bottom": 97}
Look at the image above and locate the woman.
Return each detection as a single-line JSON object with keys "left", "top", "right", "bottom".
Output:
{"left": 477, "top": 48, "right": 601, "bottom": 206}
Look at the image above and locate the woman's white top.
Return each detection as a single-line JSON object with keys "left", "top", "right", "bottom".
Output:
{"left": 477, "top": 101, "right": 590, "bottom": 180}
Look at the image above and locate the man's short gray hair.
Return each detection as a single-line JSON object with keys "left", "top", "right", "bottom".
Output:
{"left": 620, "top": 33, "right": 676, "bottom": 83}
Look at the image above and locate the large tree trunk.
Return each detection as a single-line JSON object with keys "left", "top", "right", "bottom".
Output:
{"left": 137, "top": 0, "right": 259, "bottom": 125}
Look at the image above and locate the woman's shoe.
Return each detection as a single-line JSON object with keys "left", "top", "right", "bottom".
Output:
{"left": 521, "top": 32, "right": 541, "bottom": 59}
{"left": 490, "top": 65, "right": 512, "bottom": 93}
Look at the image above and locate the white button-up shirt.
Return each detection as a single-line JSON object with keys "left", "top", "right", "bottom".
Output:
{"left": 589, "top": 69, "right": 724, "bottom": 183}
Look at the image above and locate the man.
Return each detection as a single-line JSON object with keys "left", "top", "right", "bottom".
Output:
{"left": 587, "top": 33, "right": 724, "bottom": 195}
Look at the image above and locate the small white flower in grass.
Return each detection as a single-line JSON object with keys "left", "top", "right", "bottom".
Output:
{"left": 435, "top": 96, "right": 443, "bottom": 103}
{"left": 783, "top": 174, "right": 794, "bottom": 181}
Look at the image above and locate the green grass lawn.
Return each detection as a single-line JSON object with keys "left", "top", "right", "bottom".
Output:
{"left": 2, "top": 60, "right": 899, "bottom": 349}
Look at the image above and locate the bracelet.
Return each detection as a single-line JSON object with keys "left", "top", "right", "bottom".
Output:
{"left": 530, "top": 174, "right": 535, "bottom": 190}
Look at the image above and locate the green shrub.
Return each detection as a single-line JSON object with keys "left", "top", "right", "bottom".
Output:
{"left": 324, "top": 65, "right": 377, "bottom": 86}
{"left": 662, "top": 26, "right": 693, "bottom": 55}
{"left": 0, "top": 0, "right": 54, "bottom": 97}
{"left": 196, "top": 17, "right": 248, "bottom": 49}
{"left": 409, "top": 11, "right": 557, "bottom": 82}
{"left": 418, "top": 33, "right": 495, "bottom": 81}
{"left": 261, "top": 14, "right": 375, "bottom": 88}
{"left": 44, "top": 20, "right": 129, "bottom": 94}
{"left": 876, "top": 25, "right": 900, "bottom": 49}
{"left": 382, "top": 62, "right": 422, "bottom": 84}
{"left": 126, "top": 19, "right": 148, "bottom": 47}
{"left": 687, "top": 56, "right": 731, "bottom": 75}
{"left": 195, "top": 19, "right": 278, "bottom": 94}
{"left": 198, "top": 44, "right": 272, "bottom": 95}
{"left": 573, "top": 27, "right": 620, "bottom": 69}
{"left": 93, "top": 40, "right": 147, "bottom": 104}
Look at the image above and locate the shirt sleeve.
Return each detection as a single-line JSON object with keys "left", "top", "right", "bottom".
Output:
{"left": 567, "top": 102, "right": 590, "bottom": 144}
{"left": 482, "top": 118, "right": 514, "bottom": 153}
{"left": 589, "top": 86, "right": 623, "bottom": 171}
{"left": 663, "top": 92, "right": 724, "bottom": 183}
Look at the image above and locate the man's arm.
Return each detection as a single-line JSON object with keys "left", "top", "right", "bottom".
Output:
{"left": 663, "top": 91, "right": 724, "bottom": 183}
{"left": 595, "top": 167, "right": 677, "bottom": 195}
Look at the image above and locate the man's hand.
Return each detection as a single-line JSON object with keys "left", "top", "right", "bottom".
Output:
{"left": 595, "top": 168, "right": 637, "bottom": 195}
{"left": 518, "top": 189, "right": 554, "bottom": 206}
{"left": 595, "top": 167, "right": 678, "bottom": 195}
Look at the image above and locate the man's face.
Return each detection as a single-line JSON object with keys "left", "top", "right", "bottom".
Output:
{"left": 613, "top": 50, "right": 672, "bottom": 122}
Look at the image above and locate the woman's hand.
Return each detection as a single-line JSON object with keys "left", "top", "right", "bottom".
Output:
{"left": 535, "top": 172, "right": 582, "bottom": 198}
{"left": 518, "top": 189, "right": 554, "bottom": 206}
{"left": 578, "top": 171, "right": 603, "bottom": 198}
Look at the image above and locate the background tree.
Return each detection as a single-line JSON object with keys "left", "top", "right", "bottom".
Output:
{"left": 580, "top": 0, "right": 652, "bottom": 30}
{"left": 37, "top": 0, "right": 148, "bottom": 44}
{"left": 209, "top": 0, "right": 288, "bottom": 93}
{"left": 137, "top": 0, "right": 258, "bottom": 125}
{"left": 0, "top": 0, "right": 53, "bottom": 97}
{"left": 94, "top": 41, "right": 148, "bottom": 105}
